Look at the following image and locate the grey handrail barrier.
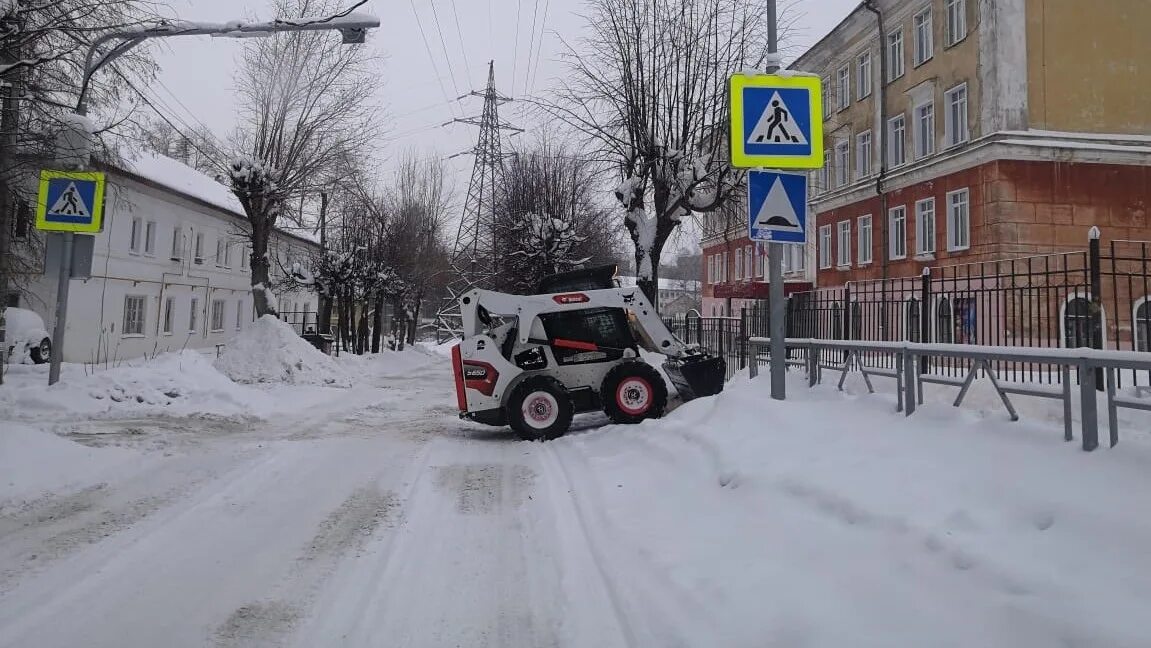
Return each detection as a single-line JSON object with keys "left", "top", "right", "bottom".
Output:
{"left": 747, "top": 337, "right": 1151, "bottom": 452}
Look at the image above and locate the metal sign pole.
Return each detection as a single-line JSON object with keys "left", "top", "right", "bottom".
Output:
{"left": 766, "top": 0, "right": 786, "bottom": 401}
{"left": 47, "top": 231, "right": 73, "bottom": 385}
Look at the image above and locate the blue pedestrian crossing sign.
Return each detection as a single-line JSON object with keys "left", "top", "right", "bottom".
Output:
{"left": 35, "top": 170, "right": 106, "bottom": 233}
{"left": 729, "top": 74, "right": 823, "bottom": 169}
{"left": 747, "top": 170, "right": 807, "bottom": 244}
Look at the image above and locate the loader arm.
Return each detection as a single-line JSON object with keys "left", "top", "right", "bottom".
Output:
{"left": 461, "top": 287, "right": 696, "bottom": 358}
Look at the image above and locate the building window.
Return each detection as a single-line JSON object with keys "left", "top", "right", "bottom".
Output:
{"left": 746, "top": 245, "right": 755, "bottom": 278}
{"left": 945, "top": 83, "right": 969, "bottom": 147}
{"left": 822, "top": 78, "right": 831, "bottom": 119}
{"left": 837, "top": 220, "right": 852, "bottom": 267}
{"left": 162, "top": 296, "right": 174, "bottom": 335}
{"left": 916, "top": 198, "right": 936, "bottom": 255}
{"left": 946, "top": 0, "right": 967, "bottom": 46}
{"left": 819, "top": 225, "right": 833, "bottom": 269}
{"left": 819, "top": 149, "right": 831, "bottom": 192}
{"left": 123, "top": 295, "right": 146, "bottom": 336}
{"left": 889, "top": 206, "right": 907, "bottom": 259}
{"left": 888, "top": 114, "right": 906, "bottom": 167}
{"left": 13, "top": 200, "right": 30, "bottom": 240}
{"left": 241, "top": 248, "right": 249, "bottom": 271}
{"left": 947, "top": 188, "right": 970, "bottom": 250}
{"left": 236, "top": 300, "right": 244, "bottom": 330}
{"left": 914, "top": 101, "right": 935, "bottom": 159}
{"left": 835, "top": 140, "right": 850, "bottom": 188}
{"left": 735, "top": 248, "right": 744, "bottom": 280}
{"left": 223, "top": 242, "right": 232, "bottom": 269}
{"left": 913, "top": 6, "right": 934, "bottom": 66}
{"left": 856, "top": 130, "right": 872, "bottom": 178}
{"left": 1135, "top": 301, "right": 1151, "bottom": 352}
{"left": 887, "top": 29, "right": 905, "bottom": 81}
{"left": 170, "top": 227, "right": 183, "bottom": 260}
{"left": 189, "top": 297, "right": 199, "bottom": 332}
{"left": 936, "top": 297, "right": 954, "bottom": 343}
{"left": 836, "top": 65, "right": 850, "bottom": 111}
{"left": 129, "top": 216, "right": 142, "bottom": 254}
{"left": 144, "top": 220, "right": 156, "bottom": 256}
{"left": 194, "top": 232, "right": 204, "bottom": 263}
{"left": 1063, "top": 297, "right": 1101, "bottom": 349}
{"left": 857, "top": 51, "right": 872, "bottom": 100}
{"left": 858, "top": 215, "right": 873, "bottom": 264}
{"left": 722, "top": 251, "right": 728, "bottom": 282}
{"left": 211, "top": 299, "right": 226, "bottom": 332}
{"left": 215, "top": 238, "right": 225, "bottom": 266}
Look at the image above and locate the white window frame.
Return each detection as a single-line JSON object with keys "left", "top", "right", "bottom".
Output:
{"left": 223, "top": 242, "right": 232, "bottom": 269}
{"left": 889, "top": 206, "right": 908, "bottom": 260}
{"left": 836, "top": 65, "right": 850, "bottom": 111}
{"left": 946, "top": 0, "right": 967, "bottom": 47}
{"left": 189, "top": 297, "right": 199, "bottom": 333}
{"left": 735, "top": 248, "right": 744, "bottom": 280}
{"left": 946, "top": 188, "right": 971, "bottom": 251}
{"left": 210, "top": 299, "right": 226, "bottom": 333}
{"left": 858, "top": 215, "right": 873, "bottom": 265}
{"left": 236, "top": 299, "right": 244, "bottom": 331}
{"left": 820, "top": 150, "right": 832, "bottom": 192}
{"left": 888, "top": 114, "right": 907, "bottom": 167}
{"left": 144, "top": 220, "right": 156, "bottom": 256}
{"left": 837, "top": 220, "right": 852, "bottom": 268}
{"left": 916, "top": 198, "right": 937, "bottom": 255}
{"left": 822, "top": 78, "right": 832, "bottom": 119}
{"left": 194, "top": 232, "right": 204, "bottom": 264}
{"left": 945, "top": 83, "right": 969, "bottom": 147}
{"left": 129, "top": 216, "right": 142, "bottom": 254}
{"left": 215, "top": 238, "right": 225, "bottom": 266}
{"left": 707, "top": 255, "right": 714, "bottom": 284}
{"left": 746, "top": 245, "right": 755, "bottom": 279}
{"left": 887, "top": 29, "right": 905, "bottom": 81}
{"left": 835, "top": 140, "right": 850, "bottom": 188}
{"left": 819, "top": 225, "right": 833, "bottom": 269}
{"left": 914, "top": 100, "right": 935, "bottom": 159}
{"left": 857, "top": 51, "right": 872, "bottom": 100}
{"left": 721, "top": 251, "right": 728, "bottom": 282}
{"left": 162, "top": 296, "right": 174, "bottom": 335}
{"left": 856, "top": 130, "right": 872, "bottom": 179}
{"left": 170, "top": 226, "right": 183, "bottom": 260}
{"left": 123, "top": 295, "right": 146, "bottom": 336}
{"left": 913, "top": 6, "right": 934, "bottom": 67}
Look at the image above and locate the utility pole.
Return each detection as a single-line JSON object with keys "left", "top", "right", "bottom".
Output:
{"left": 317, "top": 191, "right": 331, "bottom": 334}
{"left": 0, "top": 19, "right": 18, "bottom": 386}
{"left": 766, "top": 0, "right": 787, "bottom": 401}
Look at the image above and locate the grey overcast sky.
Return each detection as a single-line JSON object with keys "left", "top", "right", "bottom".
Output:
{"left": 149, "top": 0, "right": 859, "bottom": 240}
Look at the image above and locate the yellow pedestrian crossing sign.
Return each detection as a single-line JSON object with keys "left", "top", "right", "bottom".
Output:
{"left": 729, "top": 74, "right": 823, "bottom": 169}
{"left": 35, "top": 170, "right": 106, "bottom": 233}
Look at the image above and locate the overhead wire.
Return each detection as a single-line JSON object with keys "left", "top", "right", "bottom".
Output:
{"left": 408, "top": 0, "right": 458, "bottom": 119}
{"left": 522, "top": 0, "right": 540, "bottom": 98}
{"left": 510, "top": 0, "right": 523, "bottom": 97}
{"left": 113, "top": 69, "right": 225, "bottom": 172}
{"left": 526, "top": 0, "right": 551, "bottom": 97}
{"left": 427, "top": 0, "right": 463, "bottom": 98}
{"left": 448, "top": 0, "right": 472, "bottom": 87}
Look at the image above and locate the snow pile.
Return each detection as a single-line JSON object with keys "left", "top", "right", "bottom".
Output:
{"left": 215, "top": 315, "right": 351, "bottom": 387}
{"left": 556, "top": 374, "right": 1151, "bottom": 646}
{"left": 0, "top": 423, "right": 138, "bottom": 506}
{"left": 0, "top": 351, "right": 273, "bottom": 419}
{"left": 417, "top": 339, "right": 458, "bottom": 358}
{"left": 3, "top": 307, "right": 49, "bottom": 364}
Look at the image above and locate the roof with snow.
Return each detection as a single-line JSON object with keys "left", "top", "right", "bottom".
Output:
{"left": 103, "top": 150, "right": 321, "bottom": 248}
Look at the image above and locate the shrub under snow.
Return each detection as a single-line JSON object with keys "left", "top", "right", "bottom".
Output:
{"left": 215, "top": 315, "right": 350, "bottom": 387}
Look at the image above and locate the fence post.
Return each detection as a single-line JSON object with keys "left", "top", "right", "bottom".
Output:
{"left": 740, "top": 307, "right": 748, "bottom": 371}
{"left": 920, "top": 268, "right": 931, "bottom": 374}
{"left": 1079, "top": 361, "right": 1099, "bottom": 451}
{"left": 718, "top": 317, "right": 725, "bottom": 357}
{"left": 843, "top": 284, "right": 853, "bottom": 339}
{"left": 695, "top": 312, "right": 703, "bottom": 347}
{"left": 904, "top": 348, "right": 917, "bottom": 416}
{"left": 1088, "top": 227, "right": 1104, "bottom": 390}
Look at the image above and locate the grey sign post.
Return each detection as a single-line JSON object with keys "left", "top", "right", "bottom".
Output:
{"left": 766, "top": 0, "right": 786, "bottom": 400}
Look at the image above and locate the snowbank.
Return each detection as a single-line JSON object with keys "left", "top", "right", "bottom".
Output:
{"left": 215, "top": 315, "right": 351, "bottom": 387}
{"left": 416, "top": 339, "right": 458, "bottom": 359}
{"left": 3, "top": 307, "right": 49, "bottom": 364}
{"left": 0, "top": 351, "right": 273, "bottom": 420}
{"left": 0, "top": 423, "right": 139, "bottom": 506}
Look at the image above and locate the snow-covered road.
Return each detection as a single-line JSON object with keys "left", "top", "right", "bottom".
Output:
{"left": 2, "top": 348, "right": 1150, "bottom": 647}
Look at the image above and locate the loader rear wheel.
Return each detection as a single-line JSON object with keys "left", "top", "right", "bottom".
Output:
{"left": 602, "top": 362, "right": 668, "bottom": 425}
{"left": 506, "top": 376, "right": 574, "bottom": 441}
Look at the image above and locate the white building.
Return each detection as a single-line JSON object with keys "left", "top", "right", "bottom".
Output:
{"left": 14, "top": 151, "right": 320, "bottom": 364}
{"left": 616, "top": 275, "right": 702, "bottom": 316}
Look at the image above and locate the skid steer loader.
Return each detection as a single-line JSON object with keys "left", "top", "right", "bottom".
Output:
{"left": 451, "top": 265, "right": 726, "bottom": 440}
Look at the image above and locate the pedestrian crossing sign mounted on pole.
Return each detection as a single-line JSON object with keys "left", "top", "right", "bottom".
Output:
{"left": 35, "top": 170, "right": 106, "bottom": 233}
{"left": 729, "top": 73, "right": 823, "bottom": 169}
{"left": 747, "top": 170, "right": 807, "bottom": 244}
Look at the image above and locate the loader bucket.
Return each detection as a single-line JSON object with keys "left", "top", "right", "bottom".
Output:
{"left": 663, "top": 354, "right": 726, "bottom": 402}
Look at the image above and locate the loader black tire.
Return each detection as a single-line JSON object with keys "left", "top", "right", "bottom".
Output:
{"left": 601, "top": 361, "right": 668, "bottom": 425}
{"left": 506, "top": 375, "right": 574, "bottom": 441}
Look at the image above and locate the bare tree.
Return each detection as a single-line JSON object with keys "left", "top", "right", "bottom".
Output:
{"left": 542, "top": 0, "right": 794, "bottom": 307}
{"left": 493, "top": 139, "right": 621, "bottom": 293}
{"left": 228, "top": 0, "right": 378, "bottom": 318}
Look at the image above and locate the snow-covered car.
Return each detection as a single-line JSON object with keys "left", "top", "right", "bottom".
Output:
{"left": 3, "top": 307, "right": 52, "bottom": 365}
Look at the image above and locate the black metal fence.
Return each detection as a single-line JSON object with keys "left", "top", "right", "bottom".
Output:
{"left": 667, "top": 240, "right": 1151, "bottom": 389}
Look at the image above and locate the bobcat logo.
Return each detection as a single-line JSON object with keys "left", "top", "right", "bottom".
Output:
{"left": 622, "top": 292, "right": 637, "bottom": 305}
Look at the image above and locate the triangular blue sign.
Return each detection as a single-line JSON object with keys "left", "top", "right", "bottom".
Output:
{"left": 747, "top": 170, "right": 807, "bottom": 244}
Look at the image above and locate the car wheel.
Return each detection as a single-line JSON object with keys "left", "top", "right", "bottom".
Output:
{"left": 30, "top": 338, "right": 51, "bottom": 364}
{"left": 505, "top": 375, "right": 574, "bottom": 441}
{"left": 601, "top": 361, "right": 668, "bottom": 425}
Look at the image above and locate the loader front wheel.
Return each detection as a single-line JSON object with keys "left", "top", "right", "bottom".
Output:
{"left": 602, "top": 362, "right": 668, "bottom": 425}
{"left": 506, "top": 376, "right": 574, "bottom": 441}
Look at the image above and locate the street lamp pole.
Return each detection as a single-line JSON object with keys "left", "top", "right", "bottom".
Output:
{"left": 46, "top": 11, "right": 379, "bottom": 384}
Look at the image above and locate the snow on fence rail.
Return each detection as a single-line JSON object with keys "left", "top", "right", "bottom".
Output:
{"left": 747, "top": 337, "right": 1151, "bottom": 452}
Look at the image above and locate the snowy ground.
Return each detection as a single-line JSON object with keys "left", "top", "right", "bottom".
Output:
{"left": 2, "top": 343, "right": 1150, "bottom": 647}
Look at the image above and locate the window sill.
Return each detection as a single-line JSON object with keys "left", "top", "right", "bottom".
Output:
{"left": 944, "top": 139, "right": 969, "bottom": 151}
{"left": 913, "top": 56, "right": 933, "bottom": 69}
{"left": 161, "top": 331, "right": 173, "bottom": 337}
{"left": 128, "top": 250, "right": 141, "bottom": 256}
{"left": 170, "top": 257, "right": 183, "bottom": 263}
{"left": 122, "top": 333, "right": 145, "bottom": 339}
{"left": 944, "top": 35, "right": 968, "bottom": 50}
{"left": 857, "top": 261, "right": 873, "bottom": 268}
{"left": 890, "top": 255, "right": 908, "bottom": 262}
{"left": 210, "top": 329, "right": 225, "bottom": 334}
{"left": 836, "top": 264, "right": 852, "bottom": 271}
{"left": 947, "top": 245, "right": 971, "bottom": 253}
{"left": 819, "top": 265, "right": 833, "bottom": 271}
{"left": 914, "top": 253, "right": 936, "bottom": 262}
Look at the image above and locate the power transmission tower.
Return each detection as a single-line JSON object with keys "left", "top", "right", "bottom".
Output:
{"left": 436, "top": 61, "right": 522, "bottom": 340}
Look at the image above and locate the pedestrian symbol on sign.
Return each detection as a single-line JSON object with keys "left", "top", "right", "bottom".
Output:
{"left": 747, "top": 92, "right": 808, "bottom": 146}
{"left": 48, "top": 182, "right": 91, "bottom": 218}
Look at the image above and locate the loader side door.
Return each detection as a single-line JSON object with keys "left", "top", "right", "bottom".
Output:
{"left": 539, "top": 307, "right": 635, "bottom": 366}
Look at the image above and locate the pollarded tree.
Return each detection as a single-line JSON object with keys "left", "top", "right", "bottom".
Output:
{"left": 228, "top": 0, "right": 378, "bottom": 317}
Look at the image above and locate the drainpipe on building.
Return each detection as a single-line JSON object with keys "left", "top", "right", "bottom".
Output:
{"left": 863, "top": 0, "right": 890, "bottom": 340}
